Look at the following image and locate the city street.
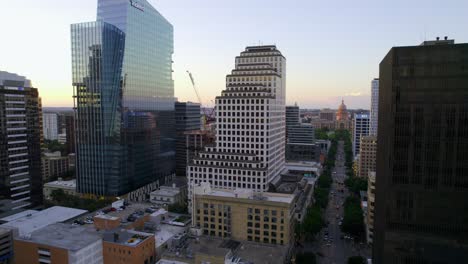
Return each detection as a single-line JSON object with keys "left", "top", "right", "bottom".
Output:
{"left": 309, "top": 140, "right": 370, "bottom": 264}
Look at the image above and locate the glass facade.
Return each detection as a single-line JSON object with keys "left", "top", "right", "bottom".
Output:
{"left": 72, "top": 0, "right": 175, "bottom": 196}
{"left": 72, "top": 21, "right": 126, "bottom": 196}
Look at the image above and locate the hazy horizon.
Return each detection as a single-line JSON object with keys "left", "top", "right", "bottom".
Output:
{"left": 1, "top": 0, "right": 467, "bottom": 109}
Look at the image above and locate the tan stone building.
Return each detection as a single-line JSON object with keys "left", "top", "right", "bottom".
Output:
{"left": 192, "top": 183, "right": 295, "bottom": 246}
{"left": 102, "top": 230, "right": 156, "bottom": 264}
{"left": 358, "top": 136, "right": 377, "bottom": 178}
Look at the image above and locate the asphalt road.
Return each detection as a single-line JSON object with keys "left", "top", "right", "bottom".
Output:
{"left": 311, "top": 140, "right": 370, "bottom": 264}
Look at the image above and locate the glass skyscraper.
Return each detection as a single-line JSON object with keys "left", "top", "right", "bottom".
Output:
{"left": 72, "top": 0, "right": 175, "bottom": 196}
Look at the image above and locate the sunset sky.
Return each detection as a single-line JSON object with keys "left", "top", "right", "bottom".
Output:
{"left": 1, "top": 0, "right": 467, "bottom": 109}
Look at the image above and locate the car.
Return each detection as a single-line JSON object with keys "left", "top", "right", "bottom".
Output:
{"left": 326, "top": 243, "right": 331, "bottom": 247}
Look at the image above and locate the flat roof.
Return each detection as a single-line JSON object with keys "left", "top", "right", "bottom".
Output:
{"left": 1, "top": 206, "right": 87, "bottom": 236}
{"left": 234, "top": 241, "right": 288, "bottom": 264}
{"left": 205, "top": 189, "right": 294, "bottom": 204}
{"left": 0, "top": 210, "right": 38, "bottom": 222}
{"left": 44, "top": 179, "right": 76, "bottom": 188}
{"left": 17, "top": 223, "right": 100, "bottom": 251}
{"left": 157, "top": 260, "right": 190, "bottom": 264}
{"left": 103, "top": 229, "right": 153, "bottom": 247}
{"left": 155, "top": 224, "right": 186, "bottom": 248}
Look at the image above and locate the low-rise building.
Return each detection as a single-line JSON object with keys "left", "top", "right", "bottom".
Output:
{"left": 102, "top": 230, "right": 156, "bottom": 264}
{"left": 42, "top": 151, "right": 70, "bottom": 182}
{"left": 0, "top": 228, "right": 13, "bottom": 264}
{"left": 43, "top": 179, "right": 76, "bottom": 200}
{"left": 162, "top": 236, "right": 289, "bottom": 264}
{"left": 192, "top": 183, "right": 295, "bottom": 246}
{"left": 150, "top": 177, "right": 187, "bottom": 206}
{"left": 14, "top": 223, "right": 102, "bottom": 264}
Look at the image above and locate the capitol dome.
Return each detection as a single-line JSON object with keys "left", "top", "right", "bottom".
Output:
{"left": 336, "top": 99, "right": 349, "bottom": 121}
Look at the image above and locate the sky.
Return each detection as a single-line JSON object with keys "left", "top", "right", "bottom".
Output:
{"left": 0, "top": 0, "right": 467, "bottom": 109}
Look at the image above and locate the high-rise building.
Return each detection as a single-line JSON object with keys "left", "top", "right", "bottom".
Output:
{"left": 357, "top": 136, "right": 377, "bottom": 178}
{"left": 43, "top": 113, "right": 58, "bottom": 140}
{"left": 319, "top": 109, "right": 336, "bottom": 121}
{"left": 0, "top": 71, "right": 43, "bottom": 213}
{"left": 175, "top": 102, "right": 201, "bottom": 176}
{"left": 285, "top": 105, "right": 319, "bottom": 162}
{"left": 352, "top": 113, "right": 370, "bottom": 156}
{"left": 42, "top": 151, "right": 70, "bottom": 183}
{"left": 366, "top": 171, "right": 376, "bottom": 244}
{"left": 187, "top": 45, "right": 286, "bottom": 211}
{"left": 370, "top": 78, "right": 379, "bottom": 136}
{"left": 286, "top": 105, "right": 299, "bottom": 128}
{"left": 373, "top": 39, "right": 468, "bottom": 263}
{"left": 65, "top": 115, "right": 75, "bottom": 154}
{"left": 72, "top": 0, "right": 175, "bottom": 196}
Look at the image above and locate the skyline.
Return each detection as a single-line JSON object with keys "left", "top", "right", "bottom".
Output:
{"left": 1, "top": 0, "right": 468, "bottom": 109}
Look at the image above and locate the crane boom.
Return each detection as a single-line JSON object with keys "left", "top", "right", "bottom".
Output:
{"left": 186, "top": 70, "right": 203, "bottom": 107}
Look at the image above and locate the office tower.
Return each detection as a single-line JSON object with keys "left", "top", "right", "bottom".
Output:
{"left": 366, "top": 171, "right": 376, "bottom": 244}
{"left": 72, "top": 0, "right": 175, "bottom": 196}
{"left": 286, "top": 105, "right": 319, "bottom": 162}
{"left": 185, "top": 130, "right": 215, "bottom": 168}
{"left": 65, "top": 115, "right": 75, "bottom": 154}
{"left": 286, "top": 105, "right": 300, "bottom": 129}
{"left": 188, "top": 45, "right": 286, "bottom": 210}
{"left": 370, "top": 78, "right": 379, "bottom": 136}
{"left": 0, "top": 71, "right": 43, "bottom": 213}
{"left": 357, "top": 136, "right": 377, "bottom": 178}
{"left": 373, "top": 39, "right": 468, "bottom": 263}
{"left": 319, "top": 108, "right": 336, "bottom": 121}
{"left": 43, "top": 113, "right": 58, "bottom": 140}
{"left": 352, "top": 113, "right": 370, "bottom": 156}
{"left": 175, "top": 102, "right": 201, "bottom": 176}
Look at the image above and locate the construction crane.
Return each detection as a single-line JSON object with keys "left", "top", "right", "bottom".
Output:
{"left": 186, "top": 70, "right": 214, "bottom": 129}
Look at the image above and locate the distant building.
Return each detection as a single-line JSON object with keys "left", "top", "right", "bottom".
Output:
{"left": 102, "top": 229, "right": 156, "bottom": 264}
{"left": 43, "top": 179, "right": 76, "bottom": 200}
{"left": 286, "top": 105, "right": 319, "bottom": 162}
{"left": 357, "top": 136, "right": 377, "bottom": 178}
{"left": 373, "top": 39, "right": 468, "bottom": 263}
{"left": 370, "top": 78, "right": 379, "bottom": 136}
{"left": 366, "top": 171, "right": 376, "bottom": 244}
{"left": 319, "top": 109, "right": 336, "bottom": 121}
{"left": 192, "top": 183, "right": 294, "bottom": 246}
{"left": 336, "top": 99, "right": 349, "bottom": 121}
{"left": 0, "top": 71, "right": 43, "bottom": 213}
{"left": 150, "top": 185, "right": 183, "bottom": 206}
{"left": 352, "top": 113, "right": 370, "bottom": 156}
{"left": 42, "top": 151, "right": 69, "bottom": 182}
{"left": 175, "top": 102, "right": 201, "bottom": 176}
{"left": 14, "top": 223, "right": 102, "bottom": 264}
{"left": 43, "top": 113, "right": 58, "bottom": 140}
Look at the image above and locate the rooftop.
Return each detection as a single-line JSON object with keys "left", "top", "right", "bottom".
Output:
{"left": 234, "top": 241, "right": 288, "bottom": 264}
{"left": 0, "top": 206, "right": 87, "bottom": 236}
{"left": 157, "top": 260, "right": 190, "bottom": 264}
{"left": 155, "top": 220, "right": 187, "bottom": 248}
{"left": 16, "top": 223, "right": 100, "bottom": 251}
{"left": 44, "top": 179, "right": 76, "bottom": 189}
{"left": 103, "top": 229, "right": 153, "bottom": 247}
{"left": 194, "top": 183, "right": 294, "bottom": 204}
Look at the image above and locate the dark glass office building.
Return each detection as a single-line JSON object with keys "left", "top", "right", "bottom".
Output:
{"left": 175, "top": 102, "right": 201, "bottom": 176}
{"left": 0, "top": 71, "right": 42, "bottom": 214}
{"left": 72, "top": 0, "right": 175, "bottom": 196}
{"left": 373, "top": 39, "right": 468, "bottom": 263}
